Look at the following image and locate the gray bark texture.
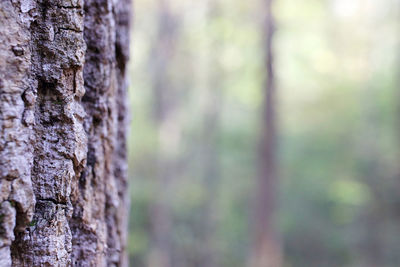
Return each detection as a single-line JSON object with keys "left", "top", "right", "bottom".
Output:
{"left": 0, "top": 0, "right": 131, "bottom": 266}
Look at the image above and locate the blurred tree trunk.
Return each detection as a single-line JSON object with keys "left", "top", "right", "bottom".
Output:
{"left": 199, "top": 42, "right": 221, "bottom": 267}
{"left": 357, "top": 83, "right": 382, "bottom": 265}
{"left": 0, "top": 0, "right": 130, "bottom": 266}
{"left": 199, "top": 81, "right": 221, "bottom": 267}
{"left": 357, "top": 90, "right": 385, "bottom": 267}
{"left": 248, "top": 0, "right": 282, "bottom": 266}
{"left": 355, "top": 16, "right": 386, "bottom": 265}
{"left": 198, "top": 4, "right": 222, "bottom": 267}
{"left": 149, "top": 1, "right": 180, "bottom": 267}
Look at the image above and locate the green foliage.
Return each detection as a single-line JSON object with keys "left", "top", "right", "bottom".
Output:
{"left": 128, "top": 0, "right": 400, "bottom": 266}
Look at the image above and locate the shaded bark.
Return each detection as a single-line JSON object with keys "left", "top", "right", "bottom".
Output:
{"left": 0, "top": 0, "right": 130, "bottom": 266}
{"left": 249, "top": 0, "right": 282, "bottom": 266}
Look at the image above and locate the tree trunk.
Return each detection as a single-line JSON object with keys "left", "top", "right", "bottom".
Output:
{"left": 198, "top": 4, "right": 222, "bottom": 266}
{"left": 148, "top": 1, "right": 180, "bottom": 267}
{"left": 0, "top": 0, "right": 131, "bottom": 266}
{"left": 248, "top": 0, "right": 282, "bottom": 266}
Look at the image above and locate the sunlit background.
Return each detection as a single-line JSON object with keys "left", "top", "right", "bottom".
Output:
{"left": 127, "top": 0, "right": 400, "bottom": 266}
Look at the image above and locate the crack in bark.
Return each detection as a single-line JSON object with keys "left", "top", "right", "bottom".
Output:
{"left": 57, "top": 27, "right": 83, "bottom": 33}
{"left": 36, "top": 198, "right": 67, "bottom": 206}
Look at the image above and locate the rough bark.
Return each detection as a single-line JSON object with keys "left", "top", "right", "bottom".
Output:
{"left": 0, "top": 0, "right": 130, "bottom": 266}
{"left": 248, "top": 0, "right": 282, "bottom": 266}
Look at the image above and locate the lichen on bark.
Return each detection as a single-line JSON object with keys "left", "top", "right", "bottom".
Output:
{"left": 0, "top": 0, "right": 130, "bottom": 266}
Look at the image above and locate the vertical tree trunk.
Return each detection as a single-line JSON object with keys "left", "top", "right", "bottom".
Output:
{"left": 198, "top": 4, "right": 222, "bottom": 266}
{"left": 249, "top": 0, "right": 282, "bottom": 266}
{"left": 199, "top": 78, "right": 221, "bottom": 267}
{"left": 149, "top": 1, "right": 180, "bottom": 266}
{"left": 0, "top": 0, "right": 131, "bottom": 266}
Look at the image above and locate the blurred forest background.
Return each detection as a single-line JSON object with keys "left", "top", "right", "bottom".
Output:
{"left": 126, "top": 0, "right": 400, "bottom": 266}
